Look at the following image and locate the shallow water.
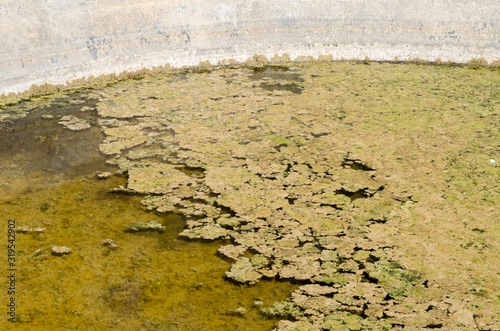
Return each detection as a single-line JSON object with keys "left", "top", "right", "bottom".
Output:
{"left": 0, "top": 102, "right": 298, "bottom": 330}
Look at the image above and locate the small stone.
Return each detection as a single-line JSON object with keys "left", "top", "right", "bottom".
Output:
{"left": 51, "top": 246, "right": 72, "bottom": 255}
{"left": 102, "top": 239, "right": 119, "bottom": 249}
{"left": 97, "top": 172, "right": 112, "bottom": 179}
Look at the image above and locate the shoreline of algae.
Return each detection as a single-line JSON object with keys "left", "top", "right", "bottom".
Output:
{"left": 1, "top": 61, "right": 499, "bottom": 330}
{"left": 1, "top": 54, "right": 499, "bottom": 109}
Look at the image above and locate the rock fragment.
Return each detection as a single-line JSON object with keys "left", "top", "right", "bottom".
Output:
{"left": 126, "top": 220, "right": 166, "bottom": 232}
{"left": 102, "top": 239, "right": 119, "bottom": 249}
{"left": 51, "top": 246, "right": 72, "bottom": 255}
{"left": 97, "top": 171, "right": 112, "bottom": 179}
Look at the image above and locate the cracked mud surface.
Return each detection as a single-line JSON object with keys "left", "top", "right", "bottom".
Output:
{"left": 2, "top": 62, "right": 499, "bottom": 330}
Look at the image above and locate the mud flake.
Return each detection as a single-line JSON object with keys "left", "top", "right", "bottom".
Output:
{"left": 233, "top": 231, "right": 278, "bottom": 248}
{"left": 448, "top": 306, "right": 476, "bottom": 328}
{"left": 205, "top": 166, "right": 256, "bottom": 193}
{"left": 100, "top": 125, "right": 148, "bottom": 155}
{"left": 126, "top": 148, "right": 170, "bottom": 160}
{"left": 216, "top": 216, "right": 244, "bottom": 229}
{"left": 279, "top": 258, "right": 321, "bottom": 280}
{"left": 250, "top": 254, "right": 269, "bottom": 269}
{"left": 218, "top": 244, "right": 247, "bottom": 260}
{"left": 225, "top": 257, "right": 263, "bottom": 284}
{"left": 180, "top": 223, "right": 229, "bottom": 240}
{"left": 291, "top": 294, "right": 340, "bottom": 314}
{"left": 58, "top": 115, "right": 91, "bottom": 131}
{"left": 299, "top": 284, "right": 337, "bottom": 296}
{"left": 127, "top": 164, "right": 193, "bottom": 194}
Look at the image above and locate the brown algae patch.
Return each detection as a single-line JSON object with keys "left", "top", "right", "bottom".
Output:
{"left": 1, "top": 62, "right": 499, "bottom": 330}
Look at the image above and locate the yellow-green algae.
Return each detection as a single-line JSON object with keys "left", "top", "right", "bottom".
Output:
{"left": 0, "top": 101, "right": 298, "bottom": 330}
{"left": 1, "top": 61, "right": 499, "bottom": 330}
{"left": 1, "top": 176, "right": 298, "bottom": 330}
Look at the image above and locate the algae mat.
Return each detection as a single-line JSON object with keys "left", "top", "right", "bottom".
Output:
{"left": 0, "top": 93, "right": 297, "bottom": 330}
{"left": 1, "top": 62, "right": 499, "bottom": 330}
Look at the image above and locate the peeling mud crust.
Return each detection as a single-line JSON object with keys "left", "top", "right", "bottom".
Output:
{"left": 3, "top": 62, "right": 499, "bottom": 330}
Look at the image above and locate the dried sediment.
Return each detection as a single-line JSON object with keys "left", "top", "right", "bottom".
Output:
{"left": 58, "top": 115, "right": 91, "bottom": 131}
{"left": 92, "top": 63, "right": 499, "bottom": 330}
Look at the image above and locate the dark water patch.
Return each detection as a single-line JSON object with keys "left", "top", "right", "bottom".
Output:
{"left": 177, "top": 69, "right": 212, "bottom": 80}
{"left": 424, "top": 323, "right": 444, "bottom": 329}
{"left": 250, "top": 65, "right": 304, "bottom": 82}
{"left": 342, "top": 158, "right": 375, "bottom": 171}
{"left": 311, "top": 132, "right": 329, "bottom": 138}
{"left": 213, "top": 201, "right": 238, "bottom": 217}
{"left": 394, "top": 195, "right": 414, "bottom": 203}
{"left": 251, "top": 65, "right": 290, "bottom": 74}
{"left": 319, "top": 203, "right": 343, "bottom": 210}
{"left": 0, "top": 95, "right": 112, "bottom": 178}
{"left": 368, "top": 217, "right": 388, "bottom": 224}
{"left": 335, "top": 188, "right": 371, "bottom": 201}
{"left": 174, "top": 165, "right": 205, "bottom": 178}
{"left": 259, "top": 82, "right": 303, "bottom": 94}
{"left": 38, "top": 92, "right": 101, "bottom": 118}
{"left": 273, "top": 144, "right": 288, "bottom": 152}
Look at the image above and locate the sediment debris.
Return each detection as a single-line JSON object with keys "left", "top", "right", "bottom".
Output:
{"left": 227, "top": 307, "right": 247, "bottom": 315}
{"left": 126, "top": 220, "right": 166, "bottom": 232}
{"left": 218, "top": 244, "right": 247, "bottom": 260}
{"left": 102, "top": 239, "right": 119, "bottom": 249}
{"left": 17, "top": 225, "right": 46, "bottom": 233}
{"left": 51, "top": 246, "right": 72, "bottom": 255}
{"left": 97, "top": 171, "right": 112, "bottom": 179}
{"left": 58, "top": 115, "right": 91, "bottom": 131}
{"left": 225, "top": 257, "right": 263, "bottom": 284}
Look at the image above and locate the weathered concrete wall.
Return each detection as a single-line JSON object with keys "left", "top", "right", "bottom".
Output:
{"left": 1, "top": 0, "right": 499, "bottom": 95}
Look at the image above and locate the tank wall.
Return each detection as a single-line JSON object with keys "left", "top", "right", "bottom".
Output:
{"left": 1, "top": 0, "right": 499, "bottom": 94}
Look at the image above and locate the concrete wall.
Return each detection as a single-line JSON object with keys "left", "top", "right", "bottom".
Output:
{"left": 1, "top": 0, "right": 499, "bottom": 95}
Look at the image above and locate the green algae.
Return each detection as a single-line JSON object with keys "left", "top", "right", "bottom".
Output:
{"left": 1, "top": 176, "right": 297, "bottom": 330}
{"left": 0, "top": 104, "right": 298, "bottom": 330}
{"left": 1, "top": 61, "right": 499, "bottom": 330}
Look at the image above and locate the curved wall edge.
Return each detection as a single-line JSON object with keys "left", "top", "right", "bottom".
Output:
{"left": 1, "top": 0, "right": 499, "bottom": 95}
